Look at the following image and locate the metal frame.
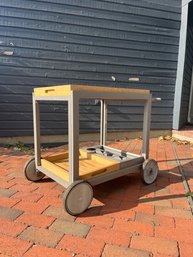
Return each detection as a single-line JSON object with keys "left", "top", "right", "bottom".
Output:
{"left": 33, "top": 89, "right": 152, "bottom": 188}
{"left": 100, "top": 100, "right": 107, "bottom": 146}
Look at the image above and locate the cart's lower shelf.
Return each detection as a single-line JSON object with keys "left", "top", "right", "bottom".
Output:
{"left": 41, "top": 149, "right": 120, "bottom": 181}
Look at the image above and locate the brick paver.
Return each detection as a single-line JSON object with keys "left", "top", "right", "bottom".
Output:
{"left": 0, "top": 138, "right": 193, "bottom": 257}
{"left": 0, "top": 206, "right": 23, "bottom": 220}
{"left": 23, "top": 245, "right": 72, "bottom": 257}
{"left": 76, "top": 214, "right": 114, "bottom": 229}
{"left": 178, "top": 242, "right": 193, "bottom": 257}
{"left": 19, "top": 226, "right": 64, "bottom": 247}
{"left": 15, "top": 212, "right": 55, "bottom": 228}
{"left": 113, "top": 219, "right": 154, "bottom": 236}
{"left": 0, "top": 219, "right": 27, "bottom": 237}
{"left": 0, "top": 197, "right": 20, "bottom": 208}
{"left": 0, "top": 188, "right": 17, "bottom": 197}
{"left": 102, "top": 244, "right": 151, "bottom": 257}
{"left": 14, "top": 200, "right": 49, "bottom": 214}
{"left": 0, "top": 234, "right": 32, "bottom": 257}
{"left": 43, "top": 205, "right": 76, "bottom": 221}
{"left": 130, "top": 235, "right": 179, "bottom": 256}
{"left": 49, "top": 219, "right": 91, "bottom": 237}
{"left": 135, "top": 212, "right": 175, "bottom": 227}
{"left": 87, "top": 227, "right": 131, "bottom": 247}
{"left": 57, "top": 235, "right": 105, "bottom": 257}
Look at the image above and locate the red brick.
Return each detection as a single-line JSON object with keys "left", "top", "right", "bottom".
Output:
{"left": 168, "top": 183, "right": 185, "bottom": 194}
{"left": 140, "top": 196, "right": 172, "bottom": 208}
{"left": 14, "top": 200, "right": 49, "bottom": 214}
{"left": 23, "top": 245, "right": 72, "bottom": 257}
{"left": 88, "top": 227, "right": 130, "bottom": 247}
{"left": 96, "top": 198, "right": 119, "bottom": 208}
{"left": 155, "top": 226, "right": 193, "bottom": 244}
{"left": 0, "top": 170, "right": 12, "bottom": 177}
{"left": 102, "top": 244, "right": 151, "bottom": 257}
{"left": 0, "top": 253, "right": 11, "bottom": 257}
{"left": 0, "top": 174, "right": 13, "bottom": 182}
{"left": 153, "top": 254, "right": 176, "bottom": 257}
{"left": 155, "top": 206, "right": 192, "bottom": 219}
{"left": 11, "top": 191, "right": 43, "bottom": 202}
{"left": 100, "top": 207, "right": 135, "bottom": 221}
{"left": 131, "top": 235, "right": 179, "bottom": 256}
{"left": 175, "top": 217, "right": 193, "bottom": 230}
{"left": 179, "top": 242, "right": 193, "bottom": 257}
{"left": 113, "top": 219, "right": 154, "bottom": 236}
{"left": 0, "top": 197, "right": 20, "bottom": 208}
{"left": 76, "top": 215, "right": 114, "bottom": 229}
{"left": 10, "top": 184, "right": 38, "bottom": 193}
{"left": 57, "top": 235, "right": 105, "bottom": 257}
{"left": 16, "top": 212, "right": 55, "bottom": 228}
{"left": 10, "top": 177, "right": 32, "bottom": 185}
{"left": 0, "top": 219, "right": 27, "bottom": 236}
{"left": 0, "top": 234, "right": 32, "bottom": 257}
{"left": 105, "top": 188, "right": 137, "bottom": 202}
{"left": 0, "top": 180, "right": 16, "bottom": 189}
{"left": 135, "top": 212, "right": 175, "bottom": 227}
{"left": 53, "top": 183, "right": 65, "bottom": 191}
{"left": 35, "top": 188, "right": 62, "bottom": 197}
{"left": 120, "top": 201, "right": 155, "bottom": 215}
{"left": 172, "top": 197, "right": 190, "bottom": 210}
{"left": 19, "top": 226, "right": 63, "bottom": 247}
{"left": 187, "top": 177, "right": 193, "bottom": 185}
{"left": 37, "top": 195, "right": 62, "bottom": 208}
{"left": 139, "top": 191, "right": 155, "bottom": 200}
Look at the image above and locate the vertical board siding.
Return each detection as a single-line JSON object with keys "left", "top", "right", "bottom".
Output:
{"left": 180, "top": 2, "right": 193, "bottom": 127}
{"left": 0, "top": 0, "right": 181, "bottom": 137}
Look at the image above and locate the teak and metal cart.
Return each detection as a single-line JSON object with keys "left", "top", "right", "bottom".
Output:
{"left": 24, "top": 85, "right": 159, "bottom": 215}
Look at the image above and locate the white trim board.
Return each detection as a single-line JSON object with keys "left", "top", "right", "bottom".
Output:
{"left": 173, "top": 2, "right": 189, "bottom": 129}
{"left": 182, "top": 0, "right": 192, "bottom": 7}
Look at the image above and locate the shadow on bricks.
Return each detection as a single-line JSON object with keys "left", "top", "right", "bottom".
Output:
{"left": 78, "top": 167, "right": 191, "bottom": 219}
{"left": 0, "top": 140, "right": 192, "bottom": 220}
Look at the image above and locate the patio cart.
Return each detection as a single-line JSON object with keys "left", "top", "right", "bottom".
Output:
{"left": 24, "top": 85, "right": 159, "bottom": 215}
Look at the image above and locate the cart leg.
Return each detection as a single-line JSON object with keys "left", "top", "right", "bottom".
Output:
{"left": 33, "top": 94, "right": 41, "bottom": 167}
{"left": 68, "top": 92, "right": 79, "bottom": 184}
{"left": 100, "top": 100, "right": 107, "bottom": 146}
{"left": 142, "top": 95, "right": 152, "bottom": 160}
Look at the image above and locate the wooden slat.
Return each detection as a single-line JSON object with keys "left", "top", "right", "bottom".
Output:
{"left": 41, "top": 159, "right": 69, "bottom": 181}
{"left": 34, "top": 84, "right": 150, "bottom": 97}
{"left": 41, "top": 150, "right": 120, "bottom": 181}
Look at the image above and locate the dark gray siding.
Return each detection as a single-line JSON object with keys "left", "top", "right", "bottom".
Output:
{"left": 0, "top": 0, "right": 181, "bottom": 137}
{"left": 180, "top": 1, "right": 193, "bottom": 127}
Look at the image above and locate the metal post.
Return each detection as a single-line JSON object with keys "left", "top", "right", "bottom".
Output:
{"left": 100, "top": 100, "right": 107, "bottom": 146}
{"left": 32, "top": 94, "right": 41, "bottom": 166}
{"left": 68, "top": 92, "right": 79, "bottom": 183}
{"left": 100, "top": 100, "right": 104, "bottom": 145}
{"left": 142, "top": 95, "right": 152, "bottom": 159}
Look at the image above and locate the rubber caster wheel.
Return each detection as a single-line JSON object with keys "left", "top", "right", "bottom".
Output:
{"left": 24, "top": 158, "right": 45, "bottom": 182}
{"left": 141, "top": 159, "right": 158, "bottom": 185}
{"left": 63, "top": 180, "right": 93, "bottom": 216}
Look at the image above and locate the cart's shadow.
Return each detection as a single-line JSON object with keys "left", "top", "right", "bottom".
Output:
{"left": 78, "top": 158, "right": 193, "bottom": 217}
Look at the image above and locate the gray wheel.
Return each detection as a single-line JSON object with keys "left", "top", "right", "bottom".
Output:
{"left": 63, "top": 180, "right": 93, "bottom": 216}
{"left": 24, "top": 158, "right": 45, "bottom": 182}
{"left": 142, "top": 159, "right": 158, "bottom": 184}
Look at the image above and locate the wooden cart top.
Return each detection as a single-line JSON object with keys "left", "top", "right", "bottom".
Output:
{"left": 34, "top": 84, "right": 150, "bottom": 97}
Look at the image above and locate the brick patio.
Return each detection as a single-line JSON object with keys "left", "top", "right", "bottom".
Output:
{"left": 0, "top": 138, "right": 193, "bottom": 257}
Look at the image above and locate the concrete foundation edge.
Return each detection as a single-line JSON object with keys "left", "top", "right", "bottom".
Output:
{"left": 0, "top": 130, "right": 172, "bottom": 145}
